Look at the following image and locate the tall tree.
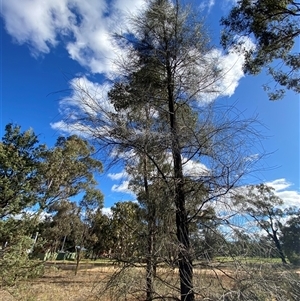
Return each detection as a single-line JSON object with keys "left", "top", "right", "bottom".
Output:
{"left": 110, "top": 201, "right": 144, "bottom": 261}
{"left": 108, "top": 2, "right": 219, "bottom": 299}
{"left": 88, "top": 210, "right": 113, "bottom": 258}
{"left": 38, "top": 135, "right": 103, "bottom": 211}
{"left": 128, "top": 156, "right": 175, "bottom": 300}
{"left": 0, "top": 124, "right": 46, "bottom": 286}
{"left": 64, "top": 1, "right": 262, "bottom": 299}
{"left": 41, "top": 199, "right": 83, "bottom": 253}
{"left": 221, "top": 0, "right": 300, "bottom": 100}
{"left": 0, "top": 124, "right": 44, "bottom": 218}
{"left": 234, "top": 184, "right": 288, "bottom": 263}
{"left": 108, "top": 1, "right": 259, "bottom": 299}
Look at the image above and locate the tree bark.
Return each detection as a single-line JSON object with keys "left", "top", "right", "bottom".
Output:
{"left": 167, "top": 60, "right": 194, "bottom": 301}
{"left": 271, "top": 230, "right": 287, "bottom": 264}
{"left": 143, "top": 155, "right": 156, "bottom": 301}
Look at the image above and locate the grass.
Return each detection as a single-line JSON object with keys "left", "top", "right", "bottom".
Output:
{"left": 0, "top": 264, "right": 112, "bottom": 301}
{"left": 0, "top": 259, "right": 299, "bottom": 301}
{"left": 0, "top": 262, "right": 232, "bottom": 301}
{"left": 214, "top": 256, "right": 283, "bottom": 263}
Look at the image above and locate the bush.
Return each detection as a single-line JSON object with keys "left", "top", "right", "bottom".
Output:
{"left": 0, "top": 235, "right": 44, "bottom": 287}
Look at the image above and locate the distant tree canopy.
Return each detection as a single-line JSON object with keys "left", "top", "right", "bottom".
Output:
{"left": 221, "top": 0, "right": 300, "bottom": 100}
{"left": 281, "top": 213, "right": 300, "bottom": 265}
{"left": 234, "top": 184, "right": 289, "bottom": 263}
{"left": 0, "top": 124, "right": 103, "bottom": 219}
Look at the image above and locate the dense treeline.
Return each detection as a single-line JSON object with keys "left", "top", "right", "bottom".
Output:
{"left": 0, "top": 123, "right": 299, "bottom": 297}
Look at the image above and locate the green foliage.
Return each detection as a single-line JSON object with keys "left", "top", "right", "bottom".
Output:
{"left": 0, "top": 124, "right": 104, "bottom": 287}
{"left": 190, "top": 210, "right": 225, "bottom": 260}
{"left": 0, "top": 124, "right": 44, "bottom": 218}
{"left": 111, "top": 201, "right": 144, "bottom": 260}
{"left": 0, "top": 124, "right": 103, "bottom": 218}
{"left": 221, "top": 0, "right": 300, "bottom": 100}
{"left": 106, "top": 2, "right": 263, "bottom": 300}
{"left": 38, "top": 200, "right": 81, "bottom": 252}
{"left": 281, "top": 214, "right": 300, "bottom": 265}
{"left": 38, "top": 135, "right": 103, "bottom": 210}
{"left": 89, "top": 210, "right": 112, "bottom": 257}
{"left": 234, "top": 184, "right": 288, "bottom": 263}
{"left": 0, "top": 235, "right": 44, "bottom": 287}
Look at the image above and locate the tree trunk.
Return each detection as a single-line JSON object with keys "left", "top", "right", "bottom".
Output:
{"left": 174, "top": 151, "right": 194, "bottom": 301}
{"left": 143, "top": 155, "right": 156, "bottom": 301}
{"left": 271, "top": 230, "right": 287, "bottom": 264}
{"left": 146, "top": 224, "right": 156, "bottom": 301}
{"left": 167, "top": 61, "right": 194, "bottom": 301}
{"left": 75, "top": 248, "right": 81, "bottom": 275}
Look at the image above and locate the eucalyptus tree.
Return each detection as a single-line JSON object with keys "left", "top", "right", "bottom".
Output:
{"left": 88, "top": 210, "right": 113, "bottom": 258}
{"left": 221, "top": 0, "right": 300, "bottom": 100}
{"left": 41, "top": 199, "right": 83, "bottom": 253}
{"left": 0, "top": 124, "right": 46, "bottom": 286}
{"left": 110, "top": 201, "right": 144, "bottom": 261}
{"left": 0, "top": 125, "right": 103, "bottom": 220}
{"left": 234, "top": 184, "right": 288, "bottom": 263}
{"left": 38, "top": 135, "right": 103, "bottom": 211}
{"left": 128, "top": 156, "right": 175, "bottom": 300}
{"left": 0, "top": 124, "right": 104, "bottom": 285}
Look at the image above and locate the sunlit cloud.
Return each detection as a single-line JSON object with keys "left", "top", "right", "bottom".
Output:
{"left": 111, "top": 180, "right": 135, "bottom": 196}
{"left": 182, "top": 159, "right": 210, "bottom": 177}
{"left": 265, "top": 178, "right": 300, "bottom": 208}
{"left": 202, "top": 37, "right": 255, "bottom": 102}
{"left": 50, "top": 120, "right": 92, "bottom": 138}
{"left": 108, "top": 171, "right": 128, "bottom": 181}
{"left": 266, "top": 178, "right": 292, "bottom": 192}
{"left": 1, "top": 0, "right": 146, "bottom": 74}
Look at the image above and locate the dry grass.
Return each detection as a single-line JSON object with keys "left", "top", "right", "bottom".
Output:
{"left": 0, "top": 263, "right": 233, "bottom": 301}
{"left": 0, "top": 264, "right": 114, "bottom": 301}
{"left": 1, "top": 262, "right": 298, "bottom": 301}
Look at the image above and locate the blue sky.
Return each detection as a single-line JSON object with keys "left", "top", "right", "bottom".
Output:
{"left": 1, "top": 0, "right": 299, "bottom": 211}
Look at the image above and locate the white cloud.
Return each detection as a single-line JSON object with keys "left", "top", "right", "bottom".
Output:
{"left": 61, "top": 76, "right": 114, "bottom": 116}
{"left": 50, "top": 75, "right": 117, "bottom": 136}
{"left": 2, "top": 0, "right": 146, "bottom": 74}
{"left": 111, "top": 180, "right": 135, "bottom": 196}
{"left": 108, "top": 171, "right": 128, "bottom": 180}
{"left": 101, "top": 207, "right": 112, "bottom": 217}
{"left": 265, "top": 178, "right": 300, "bottom": 208}
{"left": 204, "top": 37, "right": 255, "bottom": 101}
{"left": 3, "top": 0, "right": 256, "bottom": 143}
{"left": 265, "top": 178, "right": 292, "bottom": 192}
{"left": 50, "top": 120, "right": 94, "bottom": 137}
{"left": 182, "top": 159, "right": 210, "bottom": 177}
{"left": 2, "top": 0, "right": 253, "bottom": 108}
{"left": 208, "top": 0, "right": 216, "bottom": 9}
{"left": 199, "top": 0, "right": 215, "bottom": 12}
{"left": 277, "top": 190, "right": 300, "bottom": 208}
